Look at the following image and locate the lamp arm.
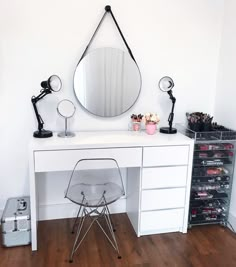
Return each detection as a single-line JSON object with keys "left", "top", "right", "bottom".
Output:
{"left": 32, "top": 89, "right": 51, "bottom": 102}
{"left": 167, "top": 90, "right": 176, "bottom": 131}
{"left": 32, "top": 101, "right": 44, "bottom": 132}
{"left": 31, "top": 89, "right": 52, "bottom": 132}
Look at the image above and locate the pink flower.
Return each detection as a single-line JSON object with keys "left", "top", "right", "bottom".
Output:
{"left": 144, "top": 113, "right": 160, "bottom": 125}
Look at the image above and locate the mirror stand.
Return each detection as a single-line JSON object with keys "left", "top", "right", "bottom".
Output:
{"left": 57, "top": 99, "right": 76, "bottom": 138}
{"left": 58, "top": 117, "right": 75, "bottom": 138}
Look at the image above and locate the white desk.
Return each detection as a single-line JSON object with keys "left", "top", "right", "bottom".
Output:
{"left": 29, "top": 131, "right": 194, "bottom": 251}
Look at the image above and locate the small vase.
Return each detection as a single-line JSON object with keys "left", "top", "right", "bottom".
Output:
{"left": 132, "top": 121, "right": 141, "bottom": 131}
{"left": 146, "top": 123, "right": 156, "bottom": 135}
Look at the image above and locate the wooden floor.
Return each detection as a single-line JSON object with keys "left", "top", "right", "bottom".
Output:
{"left": 1, "top": 213, "right": 236, "bottom": 267}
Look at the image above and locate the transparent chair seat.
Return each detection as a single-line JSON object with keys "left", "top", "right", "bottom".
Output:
{"left": 66, "top": 182, "right": 123, "bottom": 207}
{"left": 65, "top": 158, "right": 125, "bottom": 262}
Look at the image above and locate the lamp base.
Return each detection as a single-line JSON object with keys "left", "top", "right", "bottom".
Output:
{"left": 33, "top": 129, "right": 53, "bottom": 138}
{"left": 160, "top": 127, "right": 177, "bottom": 134}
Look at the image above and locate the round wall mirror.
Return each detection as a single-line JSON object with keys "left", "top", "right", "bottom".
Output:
{"left": 57, "top": 99, "right": 76, "bottom": 138}
{"left": 74, "top": 47, "right": 142, "bottom": 117}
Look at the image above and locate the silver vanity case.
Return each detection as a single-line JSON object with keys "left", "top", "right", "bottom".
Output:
{"left": 1, "top": 197, "right": 31, "bottom": 247}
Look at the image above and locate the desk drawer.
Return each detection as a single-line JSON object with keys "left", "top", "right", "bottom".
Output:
{"left": 141, "top": 188, "right": 186, "bottom": 211}
{"left": 143, "top": 146, "right": 189, "bottom": 167}
{"left": 142, "top": 166, "right": 188, "bottom": 189}
{"left": 140, "top": 209, "right": 184, "bottom": 233}
{"left": 34, "top": 147, "right": 142, "bottom": 172}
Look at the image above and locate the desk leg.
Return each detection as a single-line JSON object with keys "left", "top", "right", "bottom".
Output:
{"left": 29, "top": 151, "right": 37, "bottom": 251}
{"left": 182, "top": 143, "right": 194, "bottom": 233}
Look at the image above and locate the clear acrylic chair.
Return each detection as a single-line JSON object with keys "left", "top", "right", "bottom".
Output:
{"left": 65, "top": 158, "right": 125, "bottom": 263}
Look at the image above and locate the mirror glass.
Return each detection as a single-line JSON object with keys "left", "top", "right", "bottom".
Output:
{"left": 57, "top": 99, "right": 76, "bottom": 118}
{"left": 74, "top": 47, "right": 142, "bottom": 117}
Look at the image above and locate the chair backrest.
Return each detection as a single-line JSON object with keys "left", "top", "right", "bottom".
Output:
{"left": 65, "top": 158, "right": 125, "bottom": 206}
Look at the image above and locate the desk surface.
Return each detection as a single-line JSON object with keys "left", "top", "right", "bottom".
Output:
{"left": 30, "top": 130, "right": 193, "bottom": 151}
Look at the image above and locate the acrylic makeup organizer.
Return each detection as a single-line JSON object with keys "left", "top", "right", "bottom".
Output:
{"left": 177, "top": 123, "right": 236, "bottom": 228}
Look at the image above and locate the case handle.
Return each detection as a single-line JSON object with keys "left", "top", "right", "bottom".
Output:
{"left": 17, "top": 199, "right": 27, "bottom": 211}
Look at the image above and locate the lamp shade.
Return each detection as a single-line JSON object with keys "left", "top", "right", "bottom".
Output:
{"left": 159, "top": 76, "right": 174, "bottom": 92}
{"left": 41, "top": 75, "right": 62, "bottom": 92}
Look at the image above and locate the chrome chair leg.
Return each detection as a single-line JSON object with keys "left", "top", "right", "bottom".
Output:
{"left": 94, "top": 196, "right": 121, "bottom": 258}
{"left": 71, "top": 205, "right": 82, "bottom": 234}
{"left": 69, "top": 206, "right": 86, "bottom": 262}
{"left": 93, "top": 207, "right": 117, "bottom": 250}
{"left": 103, "top": 205, "right": 121, "bottom": 258}
{"left": 69, "top": 206, "right": 105, "bottom": 263}
{"left": 71, "top": 195, "right": 85, "bottom": 234}
{"left": 105, "top": 203, "right": 116, "bottom": 231}
{"left": 69, "top": 205, "right": 121, "bottom": 263}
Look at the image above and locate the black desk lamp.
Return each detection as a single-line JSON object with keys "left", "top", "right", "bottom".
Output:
{"left": 31, "top": 75, "right": 62, "bottom": 138}
{"left": 159, "top": 76, "right": 177, "bottom": 134}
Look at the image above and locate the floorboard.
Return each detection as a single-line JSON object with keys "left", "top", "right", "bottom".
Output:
{"left": 0, "top": 213, "right": 236, "bottom": 267}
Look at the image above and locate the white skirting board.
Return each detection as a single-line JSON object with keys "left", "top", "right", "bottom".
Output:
{"left": 38, "top": 198, "right": 127, "bottom": 221}
{"left": 228, "top": 212, "right": 236, "bottom": 232}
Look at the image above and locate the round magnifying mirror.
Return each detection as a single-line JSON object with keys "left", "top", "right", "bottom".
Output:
{"left": 158, "top": 76, "right": 174, "bottom": 92}
{"left": 57, "top": 99, "right": 76, "bottom": 138}
{"left": 74, "top": 47, "right": 142, "bottom": 117}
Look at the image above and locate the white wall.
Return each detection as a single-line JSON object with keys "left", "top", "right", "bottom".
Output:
{"left": 214, "top": 0, "right": 236, "bottom": 230}
{"left": 0, "top": 0, "right": 224, "bottom": 218}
